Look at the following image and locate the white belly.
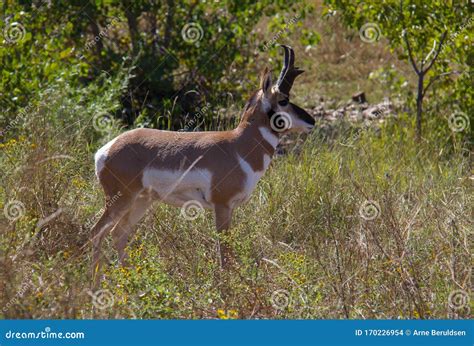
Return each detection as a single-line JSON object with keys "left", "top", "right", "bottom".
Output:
{"left": 142, "top": 168, "right": 213, "bottom": 209}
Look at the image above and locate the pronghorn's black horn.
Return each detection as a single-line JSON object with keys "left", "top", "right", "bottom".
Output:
{"left": 276, "top": 45, "right": 304, "bottom": 97}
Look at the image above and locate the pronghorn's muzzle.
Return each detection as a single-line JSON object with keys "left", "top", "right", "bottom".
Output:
{"left": 291, "top": 102, "right": 315, "bottom": 132}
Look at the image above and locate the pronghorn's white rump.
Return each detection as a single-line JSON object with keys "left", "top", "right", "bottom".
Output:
{"left": 90, "top": 45, "right": 315, "bottom": 286}
{"left": 94, "top": 137, "right": 117, "bottom": 177}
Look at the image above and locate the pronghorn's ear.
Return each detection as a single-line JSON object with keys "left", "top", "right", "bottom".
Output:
{"left": 260, "top": 67, "right": 272, "bottom": 97}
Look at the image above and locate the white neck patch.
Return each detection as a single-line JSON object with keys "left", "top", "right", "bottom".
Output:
{"left": 258, "top": 127, "right": 279, "bottom": 149}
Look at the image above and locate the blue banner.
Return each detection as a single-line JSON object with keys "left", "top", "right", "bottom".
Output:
{"left": 0, "top": 320, "right": 472, "bottom": 345}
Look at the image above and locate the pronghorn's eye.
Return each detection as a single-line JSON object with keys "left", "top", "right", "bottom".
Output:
{"left": 278, "top": 99, "right": 289, "bottom": 106}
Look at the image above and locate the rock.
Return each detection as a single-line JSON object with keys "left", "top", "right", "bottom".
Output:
{"left": 311, "top": 95, "right": 398, "bottom": 124}
{"left": 363, "top": 105, "right": 390, "bottom": 119}
{"left": 352, "top": 91, "right": 366, "bottom": 104}
{"left": 348, "top": 110, "right": 363, "bottom": 122}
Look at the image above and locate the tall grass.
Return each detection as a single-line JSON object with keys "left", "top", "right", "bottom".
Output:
{"left": 1, "top": 79, "right": 471, "bottom": 319}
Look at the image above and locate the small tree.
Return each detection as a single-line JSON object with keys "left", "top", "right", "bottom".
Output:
{"left": 323, "top": 0, "right": 470, "bottom": 140}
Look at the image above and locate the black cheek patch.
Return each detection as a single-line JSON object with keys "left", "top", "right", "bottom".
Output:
{"left": 290, "top": 102, "right": 315, "bottom": 126}
{"left": 267, "top": 108, "right": 275, "bottom": 118}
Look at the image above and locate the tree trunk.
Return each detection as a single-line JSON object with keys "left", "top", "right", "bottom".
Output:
{"left": 126, "top": 11, "right": 139, "bottom": 55}
{"left": 416, "top": 73, "right": 424, "bottom": 141}
{"left": 85, "top": 5, "right": 103, "bottom": 58}
{"left": 164, "top": 0, "right": 175, "bottom": 49}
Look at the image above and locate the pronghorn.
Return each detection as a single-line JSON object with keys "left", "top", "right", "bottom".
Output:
{"left": 91, "top": 45, "right": 314, "bottom": 284}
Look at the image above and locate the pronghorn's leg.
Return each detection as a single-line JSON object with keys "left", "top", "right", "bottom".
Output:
{"left": 91, "top": 207, "right": 115, "bottom": 287}
{"left": 215, "top": 204, "right": 233, "bottom": 231}
{"left": 111, "top": 192, "right": 154, "bottom": 265}
{"left": 214, "top": 204, "right": 234, "bottom": 268}
{"left": 90, "top": 193, "right": 134, "bottom": 288}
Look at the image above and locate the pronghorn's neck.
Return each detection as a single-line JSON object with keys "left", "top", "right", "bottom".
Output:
{"left": 233, "top": 91, "right": 280, "bottom": 172}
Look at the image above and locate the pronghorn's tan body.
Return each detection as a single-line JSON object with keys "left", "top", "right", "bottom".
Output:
{"left": 95, "top": 105, "right": 277, "bottom": 212}
{"left": 91, "top": 46, "right": 314, "bottom": 286}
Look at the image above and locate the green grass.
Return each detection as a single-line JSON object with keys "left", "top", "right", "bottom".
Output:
{"left": 1, "top": 99, "right": 471, "bottom": 318}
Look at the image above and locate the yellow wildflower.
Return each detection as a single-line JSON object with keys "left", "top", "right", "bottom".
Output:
{"left": 217, "top": 309, "right": 238, "bottom": 319}
{"left": 217, "top": 309, "right": 228, "bottom": 319}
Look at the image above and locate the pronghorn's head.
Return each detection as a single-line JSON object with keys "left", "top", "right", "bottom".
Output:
{"left": 258, "top": 45, "right": 315, "bottom": 134}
